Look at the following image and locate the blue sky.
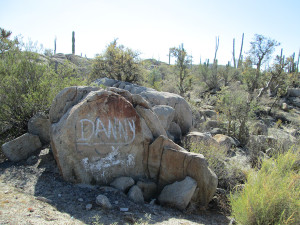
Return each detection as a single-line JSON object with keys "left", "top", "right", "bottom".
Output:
{"left": 1, "top": 0, "right": 299, "bottom": 65}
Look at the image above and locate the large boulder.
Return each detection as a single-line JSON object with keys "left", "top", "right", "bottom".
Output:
{"left": 49, "top": 86, "right": 100, "bottom": 124}
{"left": 152, "top": 105, "right": 175, "bottom": 131}
{"left": 182, "top": 131, "right": 218, "bottom": 151}
{"left": 140, "top": 91, "right": 192, "bottom": 135}
{"left": 2, "top": 133, "right": 42, "bottom": 162}
{"left": 94, "top": 78, "right": 193, "bottom": 135}
{"left": 147, "top": 135, "right": 218, "bottom": 207}
{"left": 50, "top": 88, "right": 146, "bottom": 184}
{"left": 50, "top": 86, "right": 217, "bottom": 208}
{"left": 287, "top": 88, "right": 300, "bottom": 97}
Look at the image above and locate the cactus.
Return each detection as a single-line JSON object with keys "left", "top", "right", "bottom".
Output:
{"left": 237, "top": 33, "right": 244, "bottom": 68}
{"left": 72, "top": 31, "right": 75, "bottom": 55}
{"left": 54, "top": 36, "right": 57, "bottom": 55}
{"left": 204, "top": 59, "right": 209, "bottom": 67}
{"left": 297, "top": 49, "right": 300, "bottom": 72}
{"left": 213, "top": 36, "right": 219, "bottom": 63}
{"left": 232, "top": 38, "right": 236, "bottom": 68}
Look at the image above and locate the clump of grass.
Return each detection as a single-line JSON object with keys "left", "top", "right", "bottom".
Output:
{"left": 190, "top": 142, "right": 246, "bottom": 191}
{"left": 230, "top": 148, "right": 300, "bottom": 225}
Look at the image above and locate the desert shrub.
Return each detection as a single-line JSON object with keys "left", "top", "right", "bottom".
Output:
{"left": 191, "top": 142, "right": 246, "bottom": 191}
{"left": 0, "top": 48, "right": 86, "bottom": 141}
{"left": 147, "top": 68, "right": 162, "bottom": 91}
{"left": 230, "top": 148, "right": 300, "bottom": 225}
{"left": 90, "top": 39, "right": 144, "bottom": 84}
{"left": 198, "top": 61, "right": 219, "bottom": 91}
{"left": 216, "top": 86, "right": 257, "bottom": 145}
{"left": 170, "top": 44, "right": 193, "bottom": 96}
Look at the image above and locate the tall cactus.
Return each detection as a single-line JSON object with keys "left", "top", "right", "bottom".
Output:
{"left": 237, "top": 33, "right": 244, "bottom": 68}
{"left": 214, "top": 36, "right": 219, "bottom": 63}
{"left": 297, "top": 49, "right": 300, "bottom": 72}
{"left": 72, "top": 31, "right": 75, "bottom": 55}
{"left": 232, "top": 38, "right": 236, "bottom": 68}
{"left": 54, "top": 36, "right": 57, "bottom": 55}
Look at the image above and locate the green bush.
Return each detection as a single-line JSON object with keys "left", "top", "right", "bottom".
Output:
{"left": 199, "top": 61, "right": 219, "bottom": 90}
{"left": 0, "top": 47, "right": 86, "bottom": 141}
{"left": 147, "top": 68, "right": 162, "bottom": 91}
{"left": 230, "top": 148, "right": 300, "bottom": 225}
{"left": 90, "top": 39, "right": 144, "bottom": 84}
{"left": 216, "top": 86, "right": 257, "bottom": 145}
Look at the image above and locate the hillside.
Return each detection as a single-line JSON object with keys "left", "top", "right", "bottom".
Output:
{"left": 0, "top": 32, "right": 299, "bottom": 224}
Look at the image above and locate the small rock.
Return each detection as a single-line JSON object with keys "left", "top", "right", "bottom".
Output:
{"left": 210, "top": 128, "right": 223, "bottom": 135}
{"left": 28, "top": 112, "right": 51, "bottom": 144}
{"left": 58, "top": 194, "right": 62, "bottom": 197}
{"left": 136, "top": 180, "right": 157, "bottom": 202}
{"left": 199, "top": 109, "right": 217, "bottom": 119}
{"left": 26, "top": 155, "right": 38, "bottom": 165}
{"left": 86, "top": 204, "right": 92, "bottom": 210}
{"left": 96, "top": 194, "right": 112, "bottom": 209}
{"left": 78, "top": 198, "right": 83, "bottom": 202}
{"left": 120, "top": 208, "right": 129, "bottom": 212}
{"left": 282, "top": 103, "right": 289, "bottom": 111}
{"left": 99, "top": 186, "right": 119, "bottom": 193}
{"left": 127, "top": 185, "right": 144, "bottom": 204}
{"left": 158, "top": 176, "right": 197, "bottom": 210}
{"left": 35, "top": 196, "right": 52, "bottom": 203}
{"left": 2, "top": 133, "right": 42, "bottom": 162}
{"left": 213, "top": 134, "right": 236, "bottom": 151}
{"left": 110, "top": 177, "right": 135, "bottom": 193}
{"left": 287, "top": 88, "right": 300, "bottom": 97}
{"left": 75, "top": 184, "right": 97, "bottom": 190}
{"left": 205, "top": 120, "right": 223, "bottom": 131}
{"left": 149, "top": 199, "right": 156, "bottom": 205}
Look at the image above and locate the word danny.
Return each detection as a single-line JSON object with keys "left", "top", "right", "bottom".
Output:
{"left": 77, "top": 117, "right": 136, "bottom": 145}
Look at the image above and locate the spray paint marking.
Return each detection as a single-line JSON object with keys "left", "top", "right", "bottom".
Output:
{"left": 77, "top": 117, "right": 136, "bottom": 145}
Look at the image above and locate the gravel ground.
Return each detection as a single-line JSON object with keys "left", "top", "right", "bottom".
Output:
{"left": 0, "top": 147, "right": 230, "bottom": 225}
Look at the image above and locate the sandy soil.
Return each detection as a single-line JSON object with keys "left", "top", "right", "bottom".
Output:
{"left": 0, "top": 147, "right": 231, "bottom": 225}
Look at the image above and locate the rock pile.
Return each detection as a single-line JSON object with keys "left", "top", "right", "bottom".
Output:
{"left": 2, "top": 112, "right": 50, "bottom": 162}
{"left": 49, "top": 84, "right": 217, "bottom": 209}
{"left": 94, "top": 77, "right": 193, "bottom": 138}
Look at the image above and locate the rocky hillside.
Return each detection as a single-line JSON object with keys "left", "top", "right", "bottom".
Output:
{"left": 0, "top": 53, "right": 299, "bottom": 224}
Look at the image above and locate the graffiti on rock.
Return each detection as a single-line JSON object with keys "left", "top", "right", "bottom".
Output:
{"left": 76, "top": 117, "right": 136, "bottom": 146}
{"left": 76, "top": 116, "right": 137, "bottom": 174}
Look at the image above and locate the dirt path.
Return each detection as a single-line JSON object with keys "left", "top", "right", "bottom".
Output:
{"left": 0, "top": 148, "right": 230, "bottom": 225}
